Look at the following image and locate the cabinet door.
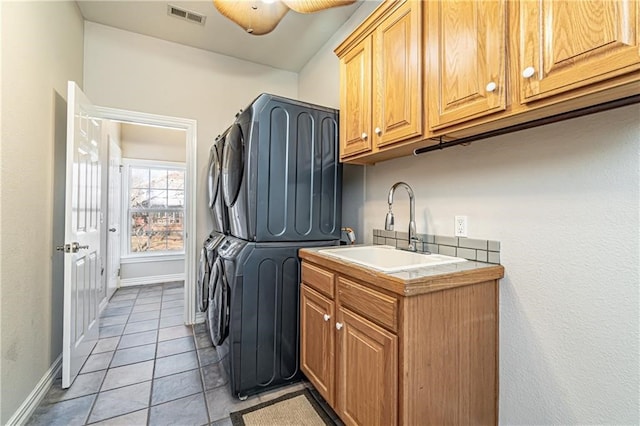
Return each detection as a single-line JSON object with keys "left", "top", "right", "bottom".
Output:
{"left": 340, "top": 37, "right": 372, "bottom": 158}
{"left": 427, "top": 0, "right": 507, "bottom": 129}
{"left": 373, "top": 0, "right": 422, "bottom": 147}
{"left": 336, "top": 307, "right": 397, "bottom": 426}
{"left": 520, "top": 0, "right": 640, "bottom": 103}
{"left": 300, "top": 285, "right": 335, "bottom": 405}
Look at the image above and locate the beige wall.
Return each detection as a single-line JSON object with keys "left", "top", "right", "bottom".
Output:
{"left": 83, "top": 22, "right": 299, "bottom": 245}
{"left": 298, "top": 1, "right": 381, "bottom": 244}
{"left": 121, "top": 123, "right": 186, "bottom": 163}
{"left": 299, "top": 6, "right": 640, "bottom": 423}
{"left": 0, "top": 1, "right": 84, "bottom": 423}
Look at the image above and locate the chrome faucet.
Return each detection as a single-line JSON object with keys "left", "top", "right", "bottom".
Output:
{"left": 385, "top": 182, "right": 420, "bottom": 251}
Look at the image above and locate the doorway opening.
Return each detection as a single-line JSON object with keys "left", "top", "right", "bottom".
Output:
{"left": 97, "top": 106, "right": 198, "bottom": 325}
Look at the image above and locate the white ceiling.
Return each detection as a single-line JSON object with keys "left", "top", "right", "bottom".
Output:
{"left": 76, "top": 0, "right": 364, "bottom": 72}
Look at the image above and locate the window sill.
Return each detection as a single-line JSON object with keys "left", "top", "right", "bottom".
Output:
{"left": 120, "top": 253, "right": 185, "bottom": 264}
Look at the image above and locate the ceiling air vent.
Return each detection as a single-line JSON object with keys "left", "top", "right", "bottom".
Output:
{"left": 167, "top": 5, "right": 206, "bottom": 25}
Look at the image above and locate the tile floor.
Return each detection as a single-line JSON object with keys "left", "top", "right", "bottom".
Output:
{"left": 27, "top": 282, "right": 311, "bottom": 426}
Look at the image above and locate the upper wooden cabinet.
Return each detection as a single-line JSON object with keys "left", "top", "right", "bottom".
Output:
{"left": 336, "top": 0, "right": 422, "bottom": 161}
{"left": 427, "top": 0, "right": 508, "bottom": 129}
{"left": 335, "top": 0, "right": 639, "bottom": 164}
{"left": 373, "top": 1, "right": 422, "bottom": 147}
{"left": 519, "top": 0, "right": 640, "bottom": 103}
{"left": 340, "top": 37, "right": 372, "bottom": 157}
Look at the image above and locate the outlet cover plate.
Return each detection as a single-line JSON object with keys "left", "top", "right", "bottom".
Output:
{"left": 455, "top": 215, "right": 468, "bottom": 237}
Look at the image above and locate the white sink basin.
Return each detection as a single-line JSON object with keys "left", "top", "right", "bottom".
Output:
{"left": 320, "top": 245, "right": 467, "bottom": 272}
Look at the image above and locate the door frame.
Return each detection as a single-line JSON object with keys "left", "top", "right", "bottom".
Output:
{"left": 96, "top": 106, "right": 198, "bottom": 325}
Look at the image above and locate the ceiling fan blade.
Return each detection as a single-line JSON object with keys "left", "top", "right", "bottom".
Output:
{"left": 281, "top": 0, "right": 357, "bottom": 14}
{"left": 213, "top": 0, "right": 289, "bottom": 35}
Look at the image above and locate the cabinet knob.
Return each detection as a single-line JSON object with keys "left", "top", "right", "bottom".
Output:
{"left": 374, "top": 127, "right": 382, "bottom": 136}
{"left": 361, "top": 132, "right": 368, "bottom": 140}
{"left": 486, "top": 81, "right": 497, "bottom": 92}
{"left": 323, "top": 314, "right": 331, "bottom": 322}
{"left": 522, "top": 66, "right": 535, "bottom": 78}
{"left": 335, "top": 322, "right": 343, "bottom": 330}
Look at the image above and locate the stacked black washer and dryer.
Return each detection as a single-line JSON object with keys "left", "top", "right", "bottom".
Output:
{"left": 198, "top": 93, "right": 342, "bottom": 400}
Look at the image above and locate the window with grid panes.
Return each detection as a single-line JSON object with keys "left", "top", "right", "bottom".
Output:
{"left": 126, "top": 161, "right": 185, "bottom": 255}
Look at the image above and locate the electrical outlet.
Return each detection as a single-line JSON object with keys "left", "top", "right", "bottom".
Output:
{"left": 454, "top": 215, "right": 468, "bottom": 237}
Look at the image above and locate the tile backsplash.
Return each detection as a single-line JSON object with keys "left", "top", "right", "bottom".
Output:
{"left": 373, "top": 229, "right": 501, "bottom": 264}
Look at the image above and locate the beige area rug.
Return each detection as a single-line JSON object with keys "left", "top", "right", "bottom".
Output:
{"left": 230, "top": 389, "right": 334, "bottom": 426}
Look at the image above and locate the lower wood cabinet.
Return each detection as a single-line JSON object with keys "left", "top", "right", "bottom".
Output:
{"left": 300, "top": 258, "right": 501, "bottom": 425}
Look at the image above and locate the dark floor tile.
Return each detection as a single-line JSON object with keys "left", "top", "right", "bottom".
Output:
{"left": 44, "top": 370, "right": 106, "bottom": 403}
{"left": 100, "top": 315, "right": 129, "bottom": 327}
{"left": 159, "top": 314, "right": 183, "bottom": 329}
{"left": 128, "top": 310, "right": 160, "bottom": 323}
{"left": 132, "top": 302, "right": 161, "bottom": 313}
{"left": 107, "top": 299, "right": 135, "bottom": 308}
{"left": 204, "top": 385, "right": 258, "bottom": 423}
{"left": 118, "top": 330, "right": 157, "bottom": 349}
{"left": 160, "top": 306, "right": 183, "bottom": 318}
{"left": 211, "top": 418, "right": 233, "bottom": 426}
{"left": 156, "top": 336, "right": 195, "bottom": 358}
{"left": 101, "top": 360, "right": 154, "bottom": 391}
{"left": 141, "top": 284, "right": 164, "bottom": 291}
{"left": 88, "top": 381, "right": 151, "bottom": 423}
{"left": 88, "top": 408, "right": 147, "bottom": 425}
{"left": 26, "top": 393, "right": 95, "bottom": 426}
{"left": 158, "top": 324, "right": 192, "bottom": 341}
{"left": 93, "top": 337, "right": 120, "bottom": 354}
{"left": 149, "top": 393, "right": 208, "bottom": 426}
{"left": 197, "top": 347, "right": 221, "bottom": 367}
{"left": 101, "top": 306, "right": 133, "bottom": 318}
{"left": 151, "top": 369, "right": 203, "bottom": 405}
{"left": 80, "top": 352, "right": 114, "bottom": 374}
{"left": 110, "top": 293, "right": 138, "bottom": 301}
{"left": 195, "top": 332, "right": 213, "bottom": 350}
{"left": 161, "top": 292, "right": 183, "bottom": 302}
{"left": 99, "top": 324, "right": 125, "bottom": 338}
{"left": 134, "top": 296, "right": 162, "bottom": 306}
{"left": 163, "top": 281, "right": 184, "bottom": 290}
{"left": 161, "top": 299, "right": 183, "bottom": 309}
{"left": 201, "top": 362, "right": 228, "bottom": 390}
{"left": 154, "top": 351, "right": 198, "bottom": 378}
{"left": 123, "top": 318, "right": 159, "bottom": 335}
{"left": 110, "top": 343, "right": 156, "bottom": 368}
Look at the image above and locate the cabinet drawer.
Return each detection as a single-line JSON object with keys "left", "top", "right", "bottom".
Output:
{"left": 337, "top": 277, "right": 398, "bottom": 332}
{"left": 302, "top": 262, "right": 335, "bottom": 298}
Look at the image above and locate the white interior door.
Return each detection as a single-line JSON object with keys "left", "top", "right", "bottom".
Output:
{"left": 62, "top": 82, "right": 102, "bottom": 388}
{"left": 106, "top": 138, "right": 122, "bottom": 299}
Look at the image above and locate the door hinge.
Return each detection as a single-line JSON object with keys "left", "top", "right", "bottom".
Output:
{"left": 117, "top": 268, "right": 121, "bottom": 277}
{"left": 119, "top": 164, "right": 123, "bottom": 172}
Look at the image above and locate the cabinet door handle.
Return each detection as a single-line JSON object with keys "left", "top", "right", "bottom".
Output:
{"left": 522, "top": 66, "right": 535, "bottom": 78}
{"left": 323, "top": 314, "right": 331, "bottom": 322}
{"left": 486, "top": 81, "right": 497, "bottom": 92}
{"left": 374, "top": 127, "right": 382, "bottom": 136}
{"left": 335, "top": 322, "right": 343, "bottom": 330}
{"left": 361, "top": 132, "right": 368, "bottom": 140}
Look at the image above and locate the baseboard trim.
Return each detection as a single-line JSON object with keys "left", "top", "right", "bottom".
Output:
{"left": 6, "top": 353, "right": 62, "bottom": 426}
{"left": 119, "top": 273, "right": 185, "bottom": 287}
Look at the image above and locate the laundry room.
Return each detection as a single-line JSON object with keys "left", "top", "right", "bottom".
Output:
{"left": 2, "top": 1, "right": 639, "bottom": 426}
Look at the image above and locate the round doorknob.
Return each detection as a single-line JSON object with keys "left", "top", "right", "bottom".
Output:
{"left": 522, "top": 66, "right": 535, "bottom": 78}
{"left": 374, "top": 127, "right": 382, "bottom": 136}
{"left": 109, "top": 228, "right": 117, "bottom": 232}
{"left": 361, "top": 132, "right": 368, "bottom": 140}
{"left": 323, "top": 314, "right": 330, "bottom": 322}
{"left": 335, "top": 322, "right": 343, "bottom": 330}
{"left": 486, "top": 81, "right": 497, "bottom": 92}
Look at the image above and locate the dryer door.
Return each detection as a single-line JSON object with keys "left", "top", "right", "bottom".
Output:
{"left": 221, "top": 123, "right": 244, "bottom": 208}
{"left": 210, "top": 257, "right": 230, "bottom": 346}
{"left": 207, "top": 145, "right": 220, "bottom": 210}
